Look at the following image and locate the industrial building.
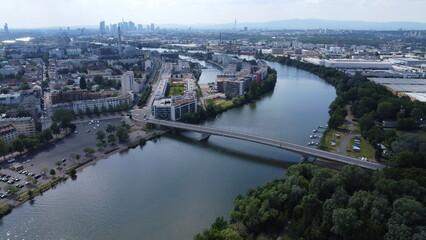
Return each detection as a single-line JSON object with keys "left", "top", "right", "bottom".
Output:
{"left": 369, "top": 78, "right": 426, "bottom": 102}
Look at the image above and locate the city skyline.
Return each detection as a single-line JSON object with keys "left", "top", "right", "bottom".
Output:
{"left": 2, "top": 0, "right": 426, "bottom": 29}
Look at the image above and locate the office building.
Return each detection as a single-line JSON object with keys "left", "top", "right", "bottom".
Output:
{"left": 4, "top": 23, "right": 8, "bottom": 33}
{"left": 151, "top": 92, "right": 198, "bottom": 121}
{"left": 99, "top": 21, "right": 106, "bottom": 35}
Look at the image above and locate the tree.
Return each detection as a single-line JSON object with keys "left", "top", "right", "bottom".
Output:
{"left": 26, "top": 175, "right": 37, "bottom": 185}
{"left": 108, "top": 104, "right": 115, "bottom": 112}
{"left": 249, "top": 80, "right": 258, "bottom": 100}
{"left": 83, "top": 147, "right": 95, "bottom": 155}
{"left": 50, "top": 122, "right": 61, "bottom": 137}
{"left": 80, "top": 76, "right": 87, "bottom": 89}
{"left": 93, "top": 106, "right": 100, "bottom": 116}
{"left": 50, "top": 169, "right": 56, "bottom": 176}
{"left": 5, "top": 185, "right": 19, "bottom": 196}
{"left": 78, "top": 109, "right": 84, "bottom": 117}
{"left": 28, "top": 190, "right": 33, "bottom": 199}
{"left": 85, "top": 107, "right": 92, "bottom": 116}
{"left": 331, "top": 208, "right": 362, "bottom": 240}
{"left": 55, "top": 161, "right": 62, "bottom": 168}
{"left": 37, "top": 128, "right": 53, "bottom": 143}
{"left": 51, "top": 109, "right": 74, "bottom": 129}
{"left": 338, "top": 165, "right": 371, "bottom": 195}
{"left": 359, "top": 114, "right": 375, "bottom": 132}
{"left": 97, "top": 130, "right": 105, "bottom": 141}
{"left": 115, "top": 126, "right": 129, "bottom": 142}
{"left": 106, "top": 124, "right": 116, "bottom": 134}
{"left": 101, "top": 105, "right": 108, "bottom": 114}
{"left": 328, "top": 113, "right": 345, "bottom": 129}
{"left": 397, "top": 118, "right": 416, "bottom": 131}
{"left": 68, "top": 123, "right": 77, "bottom": 133}
{"left": 11, "top": 138, "right": 24, "bottom": 153}
{"left": 108, "top": 134, "right": 116, "bottom": 144}
{"left": 75, "top": 154, "right": 81, "bottom": 161}
{"left": 376, "top": 102, "right": 396, "bottom": 120}
{"left": 0, "top": 139, "right": 9, "bottom": 159}
{"left": 69, "top": 168, "right": 77, "bottom": 177}
{"left": 96, "top": 141, "right": 104, "bottom": 148}
{"left": 411, "top": 108, "right": 423, "bottom": 121}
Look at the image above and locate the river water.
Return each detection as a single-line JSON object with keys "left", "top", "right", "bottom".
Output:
{"left": 0, "top": 57, "right": 336, "bottom": 240}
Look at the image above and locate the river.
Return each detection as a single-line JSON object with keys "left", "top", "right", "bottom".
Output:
{"left": 0, "top": 57, "right": 336, "bottom": 240}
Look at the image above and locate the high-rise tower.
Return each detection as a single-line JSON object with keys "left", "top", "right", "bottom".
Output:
{"left": 4, "top": 23, "right": 9, "bottom": 33}
{"left": 99, "top": 21, "right": 106, "bottom": 35}
{"left": 118, "top": 26, "right": 123, "bottom": 58}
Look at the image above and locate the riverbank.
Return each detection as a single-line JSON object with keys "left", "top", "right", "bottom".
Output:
{"left": 193, "top": 56, "right": 426, "bottom": 240}
{"left": 0, "top": 125, "right": 166, "bottom": 219}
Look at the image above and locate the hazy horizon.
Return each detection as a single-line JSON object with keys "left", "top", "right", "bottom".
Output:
{"left": 2, "top": 0, "right": 426, "bottom": 29}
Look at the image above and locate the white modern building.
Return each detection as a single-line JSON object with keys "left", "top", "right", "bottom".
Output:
{"left": 151, "top": 92, "right": 198, "bottom": 121}
{"left": 121, "top": 71, "right": 135, "bottom": 95}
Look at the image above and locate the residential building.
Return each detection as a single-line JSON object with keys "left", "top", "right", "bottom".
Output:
{"left": 0, "top": 124, "right": 18, "bottom": 143}
{"left": 121, "top": 71, "right": 135, "bottom": 95}
{"left": 51, "top": 93, "right": 132, "bottom": 114}
{"left": 0, "top": 93, "right": 21, "bottom": 106}
{"left": 0, "top": 117, "right": 37, "bottom": 137}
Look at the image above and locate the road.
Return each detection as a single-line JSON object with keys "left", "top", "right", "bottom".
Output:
{"left": 146, "top": 119, "right": 385, "bottom": 171}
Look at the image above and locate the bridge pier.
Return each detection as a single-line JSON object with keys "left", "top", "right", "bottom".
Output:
{"left": 199, "top": 134, "right": 211, "bottom": 142}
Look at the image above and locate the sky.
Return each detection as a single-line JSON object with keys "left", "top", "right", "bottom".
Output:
{"left": 1, "top": 0, "right": 426, "bottom": 29}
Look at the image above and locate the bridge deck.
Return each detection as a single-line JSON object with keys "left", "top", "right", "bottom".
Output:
{"left": 147, "top": 119, "right": 385, "bottom": 171}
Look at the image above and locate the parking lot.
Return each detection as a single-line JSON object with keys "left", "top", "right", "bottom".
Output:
{"left": 0, "top": 116, "right": 123, "bottom": 201}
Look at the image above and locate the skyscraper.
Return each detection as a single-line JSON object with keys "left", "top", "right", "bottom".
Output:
{"left": 4, "top": 23, "right": 8, "bottom": 33}
{"left": 99, "top": 21, "right": 106, "bottom": 35}
{"left": 151, "top": 23, "right": 155, "bottom": 31}
{"left": 128, "top": 21, "right": 135, "bottom": 31}
{"left": 118, "top": 26, "right": 123, "bottom": 58}
{"left": 121, "top": 71, "right": 135, "bottom": 95}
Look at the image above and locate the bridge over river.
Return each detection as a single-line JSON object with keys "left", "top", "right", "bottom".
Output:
{"left": 146, "top": 119, "right": 385, "bottom": 171}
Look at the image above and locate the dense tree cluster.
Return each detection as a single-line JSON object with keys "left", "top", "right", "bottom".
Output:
{"left": 196, "top": 163, "right": 426, "bottom": 240}
{"left": 138, "top": 86, "right": 152, "bottom": 107}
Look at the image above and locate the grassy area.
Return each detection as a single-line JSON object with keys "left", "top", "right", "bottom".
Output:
{"left": 346, "top": 136, "right": 376, "bottom": 161}
{"left": 168, "top": 83, "right": 185, "bottom": 97}
{"left": 218, "top": 101, "right": 233, "bottom": 109}
{"left": 320, "top": 128, "right": 351, "bottom": 152}
{"left": 0, "top": 204, "right": 13, "bottom": 219}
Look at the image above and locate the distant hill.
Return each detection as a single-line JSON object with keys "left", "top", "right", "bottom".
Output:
{"left": 180, "top": 19, "right": 426, "bottom": 31}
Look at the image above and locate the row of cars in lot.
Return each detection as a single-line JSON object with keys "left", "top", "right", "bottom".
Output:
{"left": 0, "top": 169, "right": 43, "bottom": 199}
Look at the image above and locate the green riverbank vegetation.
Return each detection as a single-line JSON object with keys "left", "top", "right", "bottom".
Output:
{"left": 181, "top": 69, "right": 277, "bottom": 124}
